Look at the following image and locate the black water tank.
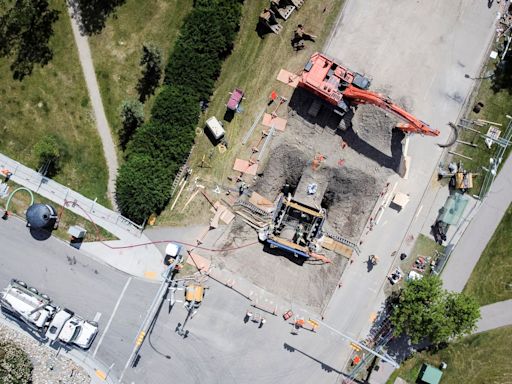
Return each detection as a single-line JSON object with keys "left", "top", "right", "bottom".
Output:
{"left": 26, "top": 203, "right": 57, "bottom": 229}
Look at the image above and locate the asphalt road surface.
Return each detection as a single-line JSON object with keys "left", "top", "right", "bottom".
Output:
{"left": 1, "top": 217, "right": 356, "bottom": 384}
{"left": 0, "top": 217, "right": 158, "bottom": 380}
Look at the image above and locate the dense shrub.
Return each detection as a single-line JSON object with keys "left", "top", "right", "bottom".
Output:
{"left": 115, "top": 155, "right": 174, "bottom": 224}
{"left": 0, "top": 341, "right": 33, "bottom": 384}
{"left": 116, "top": 0, "right": 243, "bottom": 223}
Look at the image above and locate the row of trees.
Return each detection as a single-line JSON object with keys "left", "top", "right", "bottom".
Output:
{"left": 115, "top": 0, "right": 243, "bottom": 223}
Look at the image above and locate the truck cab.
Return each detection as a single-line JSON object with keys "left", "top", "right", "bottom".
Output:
{"left": 46, "top": 308, "right": 73, "bottom": 342}
{"left": 58, "top": 315, "right": 98, "bottom": 350}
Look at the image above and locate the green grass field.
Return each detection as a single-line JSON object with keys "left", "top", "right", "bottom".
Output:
{"left": 88, "top": 0, "right": 192, "bottom": 146}
{"left": 399, "top": 234, "right": 445, "bottom": 275}
{"left": 463, "top": 204, "right": 512, "bottom": 306}
{"left": 156, "top": 0, "right": 344, "bottom": 225}
{"left": 387, "top": 326, "right": 512, "bottom": 384}
{"left": 0, "top": 1, "right": 109, "bottom": 207}
{"left": 6, "top": 181, "right": 116, "bottom": 242}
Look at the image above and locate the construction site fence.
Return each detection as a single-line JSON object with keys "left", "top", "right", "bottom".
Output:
{"left": 0, "top": 153, "right": 142, "bottom": 236}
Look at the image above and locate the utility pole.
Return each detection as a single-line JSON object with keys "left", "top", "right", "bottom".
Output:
{"left": 119, "top": 253, "right": 183, "bottom": 382}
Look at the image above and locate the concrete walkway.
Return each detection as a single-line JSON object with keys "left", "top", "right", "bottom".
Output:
{"left": 67, "top": 6, "right": 119, "bottom": 210}
{"left": 442, "top": 153, "right": 512, "bottom": 292}
{"left": 475, "top": 299, "right": 512, "bottom": 333}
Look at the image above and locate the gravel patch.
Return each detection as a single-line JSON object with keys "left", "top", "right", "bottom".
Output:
{"left": 0, "top": 321, "right": 90, "bottom": 384}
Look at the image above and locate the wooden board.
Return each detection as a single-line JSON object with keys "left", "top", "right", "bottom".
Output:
{"left": 186, "top": 252, "right": 211, "bottom": 272}
{"left": 249, "top": 192, "right": 274, "bottom": 213}
{"left": 262, "top": 113, "right": 287, "bottom": 131}
{"left": 276, "top": 69, "right": 300, "bottom": 88}
{"left": 233, "top": 158, "right": 258, "bottom": 175}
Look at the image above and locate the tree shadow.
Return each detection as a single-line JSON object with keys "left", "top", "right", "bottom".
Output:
{"left": 491, "top": 59, "right": 512, "bottom": 94}
{"left": 1, "top": 2, "right": 59, "bottom": 80}
{"left": 68, "top": 0, "right": 126, "bottom": 36}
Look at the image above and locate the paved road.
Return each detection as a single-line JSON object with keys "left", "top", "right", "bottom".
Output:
{"left": 476, "top": 299, "right": 512, "bottom": 333}
{"left": 68, "top": 6, "right": 119, "bottom": 210}
{"left": 442, "top": 154, "right": 512, "bottom": 292}
{"left": 0, "top": 217, "right": 361, "bottom": 384}
{"left": 323, "top": 0, "right": 498, "bottom": 371}
{"left": 0, "top": 217, "right": 158, "bottom": 381}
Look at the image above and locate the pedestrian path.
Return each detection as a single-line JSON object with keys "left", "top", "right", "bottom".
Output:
{"left": 67, "top": 5, "right": 119, "bottom": 210}
{"left": 475, "top": 299, "right": 512, "bottom": 334}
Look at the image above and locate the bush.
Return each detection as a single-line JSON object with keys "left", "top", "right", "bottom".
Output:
{"left": 119, "top": 99, "right": 144, "bottom": 149}
{"left": 0, "top": 341, "right": 33, "bottom": 384}
{"left": 115, "top": 155, "right": 175, "bottom": 224}
{"left": 116, "top": 0, "right": 243, "bottom": 223}
{"left": 34, "top": 134, "right": 66, "bottom": 176}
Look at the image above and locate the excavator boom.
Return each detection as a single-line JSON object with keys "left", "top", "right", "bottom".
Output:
{"left": 298, "top": 52, "right": 440, "bottom": 137}
{"left": 342, "top": 86, "right": 440, "bottom": 137}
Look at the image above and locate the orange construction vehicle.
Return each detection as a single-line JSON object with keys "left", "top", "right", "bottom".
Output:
{"left": 298, "top": 52, "right": 440, "bottom": 137}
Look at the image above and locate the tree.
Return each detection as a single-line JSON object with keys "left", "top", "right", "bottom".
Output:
{"left": 119, "top": 99, "right": 144, "bottom": 149}
{"left": 0, "top": 0, "right": 59, "bottom": 80}
{"left": 390, "top": 275, "right": 480, "bottom": 345}
{"left": 115, "top": 155, "right": 174, "bottom": 224}
{"left": 68, "top": 0, "right": 125, "bottom": 36}
{"left": 136, "top": 43, "right": 162, "bottom": 102}
{"left": 0, "top": 341, "right": 33, "bottom": 384}
{"left": 34, "top": 135, "right": 65, "bottom": 176}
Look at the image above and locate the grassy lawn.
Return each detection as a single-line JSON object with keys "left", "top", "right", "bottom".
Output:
{"left": 387, "top": 326, "right": 512, "bottom": 384}
{"left": 5, "top": 181, "right": 116, "bottom": 242}
{"left": 88, "top": 0, "right": 193, "bottom": 146}
{"left": 463, "top": 204, "right": 512, "bottom": 306}
{"left": 398, "top": 234, "right": 445, "bottom": 276}
{"left": 156, "top": 0, "right": 344, "bottom": 225}
{"left": 0, "top": 1, "right": 109, "bottom": 207}
{"left": 452, "top": 60, "right": 512, "bottom": 195}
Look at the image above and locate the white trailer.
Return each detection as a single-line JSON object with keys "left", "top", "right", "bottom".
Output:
{"left": 0, "top": 279, "right": 57, "bottom": 330}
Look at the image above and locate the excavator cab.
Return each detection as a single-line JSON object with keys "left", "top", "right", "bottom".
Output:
{"left": 352, "top": 73, "right": 371, "bottom": 90}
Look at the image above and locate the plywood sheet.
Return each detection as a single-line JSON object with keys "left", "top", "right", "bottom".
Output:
{"left": 187, "top": 252, "right": 211, "bottom": 272}
{"left": 276, "top": 69, "right": 300, "bottom": 88}
{"left": 262, "top": 113, "right": 287, "bottom": 131}
{"left": 233, "top": 158, "right": 258, "bottom": 175}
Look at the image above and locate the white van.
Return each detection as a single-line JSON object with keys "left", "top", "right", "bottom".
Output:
{"left": 46, "top": 308, "right": 73, "bottom": 342}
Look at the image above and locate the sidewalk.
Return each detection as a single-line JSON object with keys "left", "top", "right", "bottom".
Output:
{"left": 67, "top": 5, "right": 119, "bottom": 209}
{"left": 442, "top": 153, "right": 512, "bottom": 292}
{"left": 475, "top": 299, "right": 512, "bottom": 333}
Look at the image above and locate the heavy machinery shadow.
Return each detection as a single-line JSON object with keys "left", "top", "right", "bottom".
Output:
{"left": 340, "top": 127, "right": 404, "bottom": 173}
{"left": 288, "top": 88, "right": 404, "bottom": 173}
{"left": 262, "top": 243, "right": 306, "bottom": 266}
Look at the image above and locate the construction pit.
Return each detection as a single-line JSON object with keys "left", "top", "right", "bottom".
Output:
{"left": 208, "top": 87, "right": 409, "bottom": 313}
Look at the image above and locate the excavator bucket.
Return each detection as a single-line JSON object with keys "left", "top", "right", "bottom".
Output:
{"left": 438, "top": 122, "right": 459, "bottom": 148}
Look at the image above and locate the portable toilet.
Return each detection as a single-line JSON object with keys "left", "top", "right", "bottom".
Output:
{"left": 205, "top": 117, "right": 225, "bottom": 143}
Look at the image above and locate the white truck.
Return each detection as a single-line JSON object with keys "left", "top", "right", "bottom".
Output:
{"left": 0, "top": 279, "right": 57, "bottom": 330}
{"left": 1, "top": 279, "right": 98, "bottom": 349}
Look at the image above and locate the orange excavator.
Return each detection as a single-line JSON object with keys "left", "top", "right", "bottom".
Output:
{"left": 298, "top": 52, "right": 440, "bottom": 137}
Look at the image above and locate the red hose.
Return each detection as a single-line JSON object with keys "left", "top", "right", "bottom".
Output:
{"left": 62, "top": 200, "right": 259, "bottom": 252}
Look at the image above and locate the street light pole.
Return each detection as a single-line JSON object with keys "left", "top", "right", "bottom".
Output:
{"left": 119, "top": 253, "right": 183, "bottom": 382}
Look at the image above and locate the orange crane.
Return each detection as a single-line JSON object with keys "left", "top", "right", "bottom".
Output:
{"left": 298, "top": 52, "right": 440, "bottom": 137}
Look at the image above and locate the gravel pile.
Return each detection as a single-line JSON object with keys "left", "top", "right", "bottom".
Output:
{"left": 0, "top": 322, "right": 90, "bottom": 384}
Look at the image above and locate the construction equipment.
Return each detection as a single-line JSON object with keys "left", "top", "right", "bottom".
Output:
{"left": 298, "top": 52, "right": 440, "bottom": 137}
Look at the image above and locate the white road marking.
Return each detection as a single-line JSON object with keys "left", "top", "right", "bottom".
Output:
{"left": 92, "top": 277, "right": 132, "bottom": 358}
{"left": 415, "top": 205, "right": 423, "bottom": 219}
{"left": 93, "top": 312, "right": 102, "bottom": 322}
